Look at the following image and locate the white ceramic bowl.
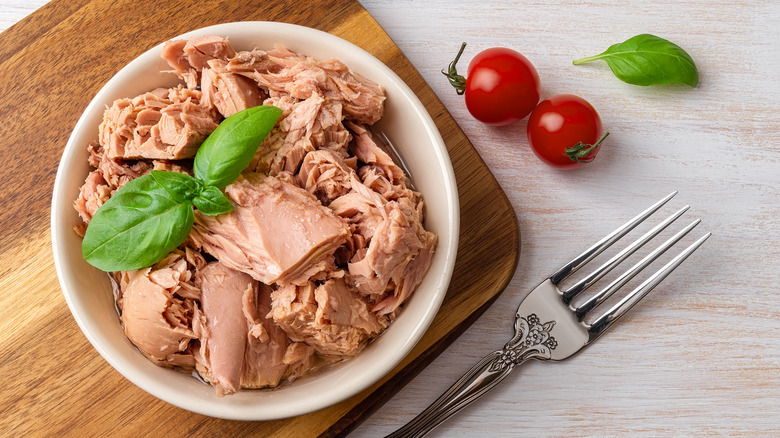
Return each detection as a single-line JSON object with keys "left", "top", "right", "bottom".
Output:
{"left": 51, "top": 22, "right": 458, "bottom": 420}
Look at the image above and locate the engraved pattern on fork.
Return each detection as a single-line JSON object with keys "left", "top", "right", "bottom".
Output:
{"left": 386, "top": 192, "right": 711, "bottom": 438}
{"left": 491, "top": 314, "right": 558, "bottom": 372}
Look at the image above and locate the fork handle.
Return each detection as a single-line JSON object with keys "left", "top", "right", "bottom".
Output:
{"left": 385, "top": 349, "right": 528, "bottom": 438}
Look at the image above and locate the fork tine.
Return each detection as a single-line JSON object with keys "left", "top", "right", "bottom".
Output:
{"left": 587, "top": 232, "right": 712, "bottom": 340}
{"left": 562, "top": 205, "right": 690, "bottom": 304}
{"left": 549, "top": 191, "right": 677, "bottom": 285}
{"left": 574, "top": 218, "right": 701, "bottom": 319}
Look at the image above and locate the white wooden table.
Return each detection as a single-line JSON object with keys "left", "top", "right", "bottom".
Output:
{"left": 4, "top": 1, "right": 778, "bottom": 436}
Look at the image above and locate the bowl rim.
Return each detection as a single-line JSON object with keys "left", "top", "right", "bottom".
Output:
{"left": 51, "top": 20, "right": 459, "bottom": 420}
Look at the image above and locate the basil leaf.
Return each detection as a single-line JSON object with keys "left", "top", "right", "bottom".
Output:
{"left": 194, "top": 105, "right": 282, "bottom": 188}
{"left": 150, "top": 170, "right": 202, "bottom": 203}
{"left": 81, "top": 106, "right": 280, "bottom": 272}
{"left": 82, "top": 174, "right": 195, "bottom": 272}
{"left": 193, "top": 186, "right": 234, "bottom": 216}
{"left": 573, "top": 34, "right": 699, "bottom": 87}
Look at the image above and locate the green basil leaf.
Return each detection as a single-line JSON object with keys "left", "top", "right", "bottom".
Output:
{"left": 150, "top": 170, "right": 202, "bottom": 203}
{"left": 82, "top": 174, "right": 194, "bottom": 272}
{"left": 193, "top": 186, "right": 234, "bottom": 216}
{"left": 573, "top": 34, "right": 699, "bottom": 87}
{"left": 194, "top": 105, "right": 282, "bottom": 188}
{"left": 81, "top": 106, "right": 280, "bottom": 272}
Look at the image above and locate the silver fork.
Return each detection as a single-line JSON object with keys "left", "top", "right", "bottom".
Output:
{"left": 387, "top": 191, "right": 711, "bottom": 438}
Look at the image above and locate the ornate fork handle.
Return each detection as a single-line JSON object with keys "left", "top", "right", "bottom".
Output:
{"left": 386, "top": 314, "right": 557, "bottom": 438}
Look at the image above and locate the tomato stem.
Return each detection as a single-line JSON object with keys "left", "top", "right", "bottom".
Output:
{"left": 442, "top": 42, "right": 468, "bottom": 95}
{"left": 564, "top": 131, "right": 610, "bottom": 163}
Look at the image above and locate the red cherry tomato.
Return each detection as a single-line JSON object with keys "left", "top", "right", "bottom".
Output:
{"left": 526, "top": 94, "right": 608, "bottom": 169}
{"left": 444, "top": 43, "right": 540, "bottom": 126}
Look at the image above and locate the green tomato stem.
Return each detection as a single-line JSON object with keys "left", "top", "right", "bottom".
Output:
{"left": 441, "top": 42, "right": 468, "bottom": 95}
{"left": 564, "top": 131, "right": 610, "bottom": 163}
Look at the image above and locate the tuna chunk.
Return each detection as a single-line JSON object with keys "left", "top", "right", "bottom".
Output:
{"left": 235, "top": 45, "right": 385, "bottom": 124}
{"left": 183, "top": 35, "right": 237, "bottom": 70}
{"left": 330, "top": 174, "right": 387, "bottom": 247}
{"left": 240, "top": 281, "right": 300, "bottom": 389}
{"left": 330, "top": 174, "right": 437, "bottom": 316}
{"left": 100, "top": 86, "right": 219, "bottom": 160}
{"left": 347, "top": 122, "right": 406, "bottom": 187}
{"left": 347, "top": 122, "right": 421, "bottom": 205}
{"left": 73, "top": 142, "right": 191, "bottom": 231}
{"left": 201, "top": 59, "right": 264, "bottom": 117}
{"left": 161, "top": 36, "right": 237, "bottom": 89}
{"left": 91, "top": 145, "right": 152, "bottom": 189}
{"left": 269, "top": 278, "right": 386, "bottom": 356}
{"left": 249, "top": 94, "right": 351, "bottom": 176}
{"left": 194, "top": 262, "right": 305, "bottom": 395}
{"left": 189, "top": 173, "right": 349, "bottom": 286}
{"left": 161, "top": 40, "right": 198, "bottom": 89}
{"left": 282, "top": 341, "right": 320, "bottom": 380}
{"left": 297, "top": 149, "right": 354, "bottom": 205}
{"left": 117, "top": 249, "right": 203, "bottom": 368}
{"left": 226, "top": 49, "right": 282, "bottom": 76}
{"left": 267, "top": 92, "right": 324, "bottom": 174}
{"left": 349, "top": 197, "right": 435, "bottom": 300}
{"left": 74, "top": 170, "right": 111, "bottom": 227}
{"left": 369, "top": 222, "right": 437, "bottom": 316}
{"left": 195, "top": 262, "right": 255, "bottom": 396}
{"left": 161, "top": 39, "right": 191, "bottom": 71}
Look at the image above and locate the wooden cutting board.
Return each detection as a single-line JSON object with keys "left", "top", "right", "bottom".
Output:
{"left": 0, "top": 0, "right": 519, "bottom": 436}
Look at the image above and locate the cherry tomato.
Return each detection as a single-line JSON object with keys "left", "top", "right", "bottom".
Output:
{"left": 526, "top": 94, "right": 608, "bottom": 169}
{"left": 443, "top": 43, "right": 540, "bottom": 126}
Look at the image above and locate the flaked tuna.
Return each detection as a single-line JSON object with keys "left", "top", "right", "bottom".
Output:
{"left": 232, "top": 45, "right": 385, "bottom": 124}
{"left": 116, "top": 249, "right": 203, "bottom": 369}
{"left": 331, "top": 173, "right": 437, "bottom": 316}
{"left": 183, "top": 35, "right": 237, "bottom": 70}
{"left": 162, "top": 36, "right": 238, "bottom": 89}
{"left": 368, "top": 214, "right": 437, "bottom": 317}
{"left": 347, "top": 122, "right": 406, "bottom": 187}
{"left": 249, "top": 94, "right": 351, "bottom": 176}
{"left": 267, "top": 92, "right": 325, "bottom": 174}
{"left": 240, "top": 281, "right": 306, "bottom": 389}
{"left": 73, "top": 142, "right": 190, "bottom": 232}
{"left": 100, "top": 86, "right": 219, "bottom": 160}
{"left": 201, "top": 59, "right": 265, "bottom": 118}
{"left": 298, "top": 149, "right": 354, "bottom": 205}
{"left": 161, "top": 40, "right": 198, "bottom": 89}
{"left": 194, "top": 262, "right": 255, "bottom": 396}
{"left": 189, "top": 173, "right": 349, "bottom": 286}
{"left": 269, "top": 278, "right": 386, "bottom": 356}
{"left": 73, "top": 137, "right": 192, "bottom": 230}
{"left": 330, "top": 174, "right": 388, "bottom": 243}
{"left": 225, "top": 48, "right": 282, "bottom": 76}
{"left": 75, "top": 37, "right": 437, "bottom": 395}
{"left": 194, "top": 262, "right": 303, "bottom": 396}
{"left": 74, "top": 170, "right": 111, "bottom": 227}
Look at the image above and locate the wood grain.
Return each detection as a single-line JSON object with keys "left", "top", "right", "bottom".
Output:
{"left": 0, "top": 1, "right": 517, "bottom": 437}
